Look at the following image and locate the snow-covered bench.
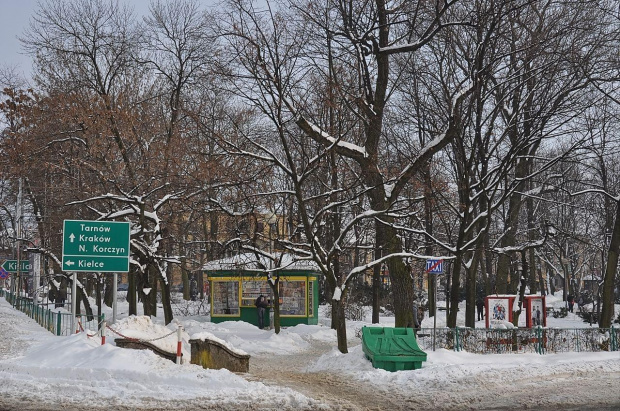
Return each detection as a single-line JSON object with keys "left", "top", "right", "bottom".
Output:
{"left": 115, "top": 338, "right": 180, "bottom": 363}
{"left": 189, "top": 335, "right": 250, "bottom": 373}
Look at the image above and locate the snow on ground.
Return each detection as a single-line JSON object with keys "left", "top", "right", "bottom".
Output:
{"left": 0, "top": 293, "right": 618, "bottom": 410}
{"left": 0, "top": 299, "right": 320, "bottom": 411}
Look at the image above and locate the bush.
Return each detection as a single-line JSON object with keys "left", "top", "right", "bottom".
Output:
{"left": 322, "top": 301, "right": 368, "bottom": 321}
{"left": 552, "top": 307, "right": 568, "bottom": 318}
{"left": 345, "top": 302, "right": 367, "bottom": 321}
{"left": 171, "top": 296, "right": 210, "bottom": 316}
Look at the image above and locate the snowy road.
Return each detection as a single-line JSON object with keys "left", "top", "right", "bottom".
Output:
{"left": 248, "top": 340, "right": 620, "bottom": 410}
{"left": 0, "top": 299, "right": 619, "bottom": 410}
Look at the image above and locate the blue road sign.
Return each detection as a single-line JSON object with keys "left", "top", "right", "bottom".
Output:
{"left": 426, "top": 259, "right": 444, "bottom": 274}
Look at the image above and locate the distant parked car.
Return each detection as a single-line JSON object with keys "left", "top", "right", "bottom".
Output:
{"left": 117, "top": 283, "right": 129, "bottom": 292}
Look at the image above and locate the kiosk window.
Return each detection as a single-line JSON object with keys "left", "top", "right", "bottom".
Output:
{"left": 242, "top": 279, "right": 272, "bottom": 307}
{"left": 212, "top": 280, "right": 240, "bottom": 315}
{"left": 279, "top": 280, "right": 306, "bottom": 316}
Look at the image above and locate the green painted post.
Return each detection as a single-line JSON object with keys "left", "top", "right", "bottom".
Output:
{"left": 611, "top": 325, "right": 617, "bottom": 352}
{"left": 454, "top": 328, "right": 460, "bottom": 352}
{"left": 56, "top": 312, "right": 61, "bottom": 336}
{"left": 576, "top": 329, "right": 580, "bottom": 352}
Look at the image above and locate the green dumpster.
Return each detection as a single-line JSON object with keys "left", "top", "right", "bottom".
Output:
{"left": 362, "top": 327, "right": 427, "bottom": 371}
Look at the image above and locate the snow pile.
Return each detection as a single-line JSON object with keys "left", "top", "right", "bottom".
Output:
{"left": 190, "top": 331, "right": 248, "bottom": 356}
{"left": 107, "top": 315, "right": 190, "bottom": 357}
{"left": 0, "top": 303, "right": 320, "bottom": 410}
{"left": 489, "top": 320, "right": 516, "bottom": 329}
{"left": 182, "top": 319, "right": 316, "bottom": 355}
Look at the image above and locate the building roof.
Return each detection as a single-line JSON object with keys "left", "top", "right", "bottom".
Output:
{"left": 202, "top": 253, "right": 319, "bottom": 272}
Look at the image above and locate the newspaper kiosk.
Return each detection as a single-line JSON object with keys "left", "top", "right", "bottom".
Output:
{"left": 204, "top": 254, "right": 320, "bottom": 327}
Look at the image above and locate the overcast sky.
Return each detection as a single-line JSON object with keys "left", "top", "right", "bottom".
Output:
{"left": 0, "top": 0, "right": 219, "bottom": 84}
{"left": 0, "top": 0, "right": 38, "bottom": 80}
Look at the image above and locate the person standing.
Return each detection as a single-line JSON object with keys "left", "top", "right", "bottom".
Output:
{"left": 190, "top": 277, "right": 198, "bottom": 301}
{"left": 255, "top": 295, "right": 269, "bottom": 329}
{"left": 567, "top": 294, "right": 575, "bottom": 313}
{"left": 476, "top": 298, "right": 485, "bottom": 321}
{"left": 412, "top": 301, "right": 420, "bottom": 329}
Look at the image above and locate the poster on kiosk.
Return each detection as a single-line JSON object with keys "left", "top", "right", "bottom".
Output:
{"left": 486, "top": 296, "right": 513, "bottom": 328}
{"left": 525, "top": 295, "right": 546, "bottom": 328}
{"left": 485, "top": 295, "right": 546, "bottom": 328}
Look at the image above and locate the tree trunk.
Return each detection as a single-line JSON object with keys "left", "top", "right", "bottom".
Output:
{"left": 448, "top": 255, "right": 463, "bottom": 328}
{"left": 465, "top": 252, "right": 479, "bottom": 328}
{"left": 268, "top": 277, "right": 281, "bottom": 334}
{"left": 496, "top": 159, "right": 529, "bottom": 294}
{"left": 160, "top": 277, "right": 173, "bottom": 325}
{"left": 77, "top": 285, "right": 94, "bottom": 322}
{"left": 513, "top": 252, "right": 528, "bottom": 326}
{"left": 538, "top": 263, "right": 546, "bottom": 296}
{"left": 484, "top": 240, "right": 493, "bottom": 296}
{"left": 372, "top": 244, "right": 381, "bottom": 324}
{"left": 600, "top": 199, "right": 620, "bottom": 328}
{"left": 424, "top": 165, "right": 435, "bottom": 317}
{"left": 527, "top": 188, "right": 538, "bottom": 294}
{"left": 103, "top": 274, "right": 114, "bottom": 308}
{"left": 332, "top": 298, "right": 348, "bottom": 354}
{"left": 128, "top": 269, "right": 137, "bottom": 316}
{"left": 142, "top": 264, "right": 158, "bottom": 317}
{"left": 180, "top": 229, "right": 189, "bottom": 300}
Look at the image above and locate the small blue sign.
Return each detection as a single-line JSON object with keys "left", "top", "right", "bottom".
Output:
{"left": 426, "top": 259, "right": 443, "bottom": 274}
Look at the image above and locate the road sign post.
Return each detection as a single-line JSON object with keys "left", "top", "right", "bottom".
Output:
{"left": 63, "top": 220, "right": 130, "bottom": 334}
{"left": 62, "top": 220, "right": 130, "bottom": 273}
{"left": 426, "top": 259, "right": 444, "bottom": 351}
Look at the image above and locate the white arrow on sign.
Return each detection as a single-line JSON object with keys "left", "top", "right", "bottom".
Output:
{"left": 69, "top": 233, "right": 75, "bottom": 243}
{"left": 65, "top": 260, "right": 75, "bottom": 266}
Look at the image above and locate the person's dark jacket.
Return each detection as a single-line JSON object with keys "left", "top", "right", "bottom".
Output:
{"left": 256, "top": 297, "right": 269, "bottom": 309}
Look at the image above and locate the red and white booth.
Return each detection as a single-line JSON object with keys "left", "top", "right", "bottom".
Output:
{"left": 485, "top": 294, "right": 546, "bottom": 328}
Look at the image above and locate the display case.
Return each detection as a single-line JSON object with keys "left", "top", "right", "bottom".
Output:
{"left": 279, "top": 279, "right": 306, "bottom": 316}
{"left": 241, "top": 279, "right": 272, "bottom": 307}
{"left": 211, "top": 280, "right": 240, "bottom": 316}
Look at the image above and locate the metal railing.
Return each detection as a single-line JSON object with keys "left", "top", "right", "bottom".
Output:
{"left": 4, "top": 288, "right": 617, "bottom": 354}
{"left": 415, "top": 326, "right": 619, "bottom": 354}
{"left": 1, "top": 289, "right": 104, "bottom": 336}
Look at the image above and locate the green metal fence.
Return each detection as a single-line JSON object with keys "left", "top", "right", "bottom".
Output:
{"left": 415, "top": 326, "right": 619, "bottom": 354}
{"left": 1, "top": 289, "right": 104, "bottom": 336}
{"left": 4, "top": 288, "right": 617, "bottom": 354}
